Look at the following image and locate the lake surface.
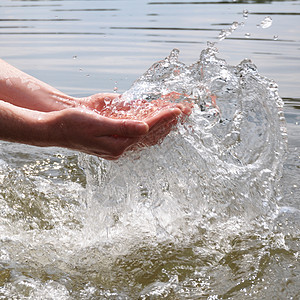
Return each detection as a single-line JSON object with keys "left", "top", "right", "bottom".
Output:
{"left": 0, "top": 0, "right": 299, "bottom": 299}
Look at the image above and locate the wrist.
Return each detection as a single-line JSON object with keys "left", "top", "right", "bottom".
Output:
{"left": 35, "top": 110, "right": 67, "bottom": 148}
{"left": 46, "top": 91, "right": 78, "bottom": 111}
{"left": 0, "top": 100, "right": 54, "bottom": 147}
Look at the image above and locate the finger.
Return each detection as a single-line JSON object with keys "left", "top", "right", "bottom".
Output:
{"left": 99, "top": 117, "right": 149, "bottom": 137}
{"left": 137, "top": 113, "right": 180, "bottom": 147}
{"left": 144, "top": 107, "right": 181, "bottom": 128}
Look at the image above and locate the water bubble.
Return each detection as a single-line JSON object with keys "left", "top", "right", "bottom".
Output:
{"left": 245, "top": 33, "right": 251, "bottom": 38}
{"left": 273, "top": 35, "right": 279, "bottom": 41}
{"left": 72, "top": 55, "right": 77, "bottom": 59}
{"left": 243, "top": 9, "right": 249, "bottom": 19}
{"left": 79, "top": 68, "right": 83, "bottom": 72}
{"left": 259, "top": 16, "right": 273, "bottom": 29}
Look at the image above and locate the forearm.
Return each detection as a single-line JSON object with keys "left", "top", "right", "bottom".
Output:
{"left": 0, "top": 100, "right": 56, "bottom": 146}
{"left": 0, "top": 59, "right": 76, "bottom": 112}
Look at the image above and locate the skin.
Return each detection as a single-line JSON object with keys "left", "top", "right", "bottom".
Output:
{"left": 0, "top": 59, "right": 191, "bottom": 159}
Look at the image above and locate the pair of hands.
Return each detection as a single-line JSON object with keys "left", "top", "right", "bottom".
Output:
{"left": 0, "top": 58, "right": 192, "bottom": 159}
{"left": 54, "top": 93, "right": 192, "bottom": 160}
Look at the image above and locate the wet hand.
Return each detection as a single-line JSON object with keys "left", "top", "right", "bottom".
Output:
{"left": 83, "top": 92, "right": 193, "bottom": 149}
{"left": 49, "top": 107, "right": 149, "bottom": 160}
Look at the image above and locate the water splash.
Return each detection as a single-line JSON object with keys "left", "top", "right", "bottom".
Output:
{"left": 218, "top": 21, "right": 240, "bottom": 41}
{"left": 0, "top": 43, "right": 289, "bottom": 299}
{"left": 79, "top": 43, "right": 287, "bottom": 248}
{"left": 259, "top": 16, "right": 273, "bottom": 29}
{"left": 243, "top": 9, "right": 249, "bottom": 19}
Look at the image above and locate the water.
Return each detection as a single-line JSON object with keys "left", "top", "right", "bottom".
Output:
{"left": 0, "top": 0, "right": 300, "bottom": 299}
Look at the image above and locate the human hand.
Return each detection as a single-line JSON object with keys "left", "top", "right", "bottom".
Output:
{"left": 49, "top": 107, "right": 149, "bottom": 160}
{"left": 81, "top": 92, "right": 193, "bottom": 149}
{"left": 0, "top": 58, "right": 193, "bottom": 159}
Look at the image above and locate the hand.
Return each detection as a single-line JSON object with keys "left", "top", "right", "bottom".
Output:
{"left": 49, "top": 107, "right": 149, "bottom": 160}
{"left": 0, "top": 59, "right": 192, "bottom": 160}
{"left": 80, "top": 92, "right": 193, "bottom": 149}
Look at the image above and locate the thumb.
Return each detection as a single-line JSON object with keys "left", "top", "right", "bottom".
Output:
{"left": 101, "top": 118, "right": 149, "bottom": 137}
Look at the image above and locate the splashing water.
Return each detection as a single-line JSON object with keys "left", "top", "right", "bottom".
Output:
{"left": 0, "top": 43, "right": 290, "bottom": 298}
{"left": 79, "top": 43, "right": 287, "bottom": 247}
{"left": 243, "top": 9, "right": 249, "bottom": 19}
{"left": 218, "top": 21, "right": 240, "bottom": 41}
{"left": 259, "top": 16, "right": 273, "bottom": 29}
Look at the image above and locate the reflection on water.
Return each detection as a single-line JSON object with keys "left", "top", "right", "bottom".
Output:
{"left": 0, "top": 0, "right": 299, "bottom": 299}
{"left": 1, "top": 0, "right": 299, "bottom": 97}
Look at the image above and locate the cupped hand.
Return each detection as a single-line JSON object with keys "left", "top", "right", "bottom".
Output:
{"left": 50, "top": 107, "right": 149, "bottom": 160}
{"left": 79, "top": 92, "right": 193, "bottom": 149}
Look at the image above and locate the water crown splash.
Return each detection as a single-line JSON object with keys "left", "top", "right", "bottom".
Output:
{"left": 79, "top": 43, "right": 287, "bottom": 249}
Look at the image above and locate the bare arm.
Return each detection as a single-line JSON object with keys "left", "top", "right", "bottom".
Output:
{"left": 0, "top": 100, "right": 149, "bottom": 159}
{"left": 0, "top": 59, "right": 189, "bottom": 159}
{"left": 0, "top": 59, "right": 151, "bottom": 159}
{"left": 0, "top": 58, "right": 74, "bottom": 112}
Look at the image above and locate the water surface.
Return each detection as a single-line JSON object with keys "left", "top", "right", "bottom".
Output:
{"left": 0, "top": 0, "right": 299, "bottom": 299}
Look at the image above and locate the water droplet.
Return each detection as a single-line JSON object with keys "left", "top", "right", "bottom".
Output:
{"left": 168, "top": 48, "right": 180, "bottom": 64}
{"left": 114, "top": 81, "right": 118, "bottom": 92}
{"left": 73, "top": 55, "right": 77, "bottom": 59}
{"left": 273, "top": 35, "right": 278, "bottom": 41}
{"left": 218, "top": 22, "right": 240, "bottom": 41}
{"left": 218, "top": 29, "right": 227, "bottom": 41}
{"left": 259, "top": 16, "right": 272, "bottom": 29}
{"left": 243, "top": 9, "right": 249, "bottom": 18}
{"left": 245, "top": 33, "right": 251, "bottom": 38}
{"left": 231, "top": 21, "right": 239, "bottom": 30}
{"left": 86, "top": 74, "right": 90, "bottom": 77}
{"left": 79, "top": 68, "right": 83, "bottom": 72}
